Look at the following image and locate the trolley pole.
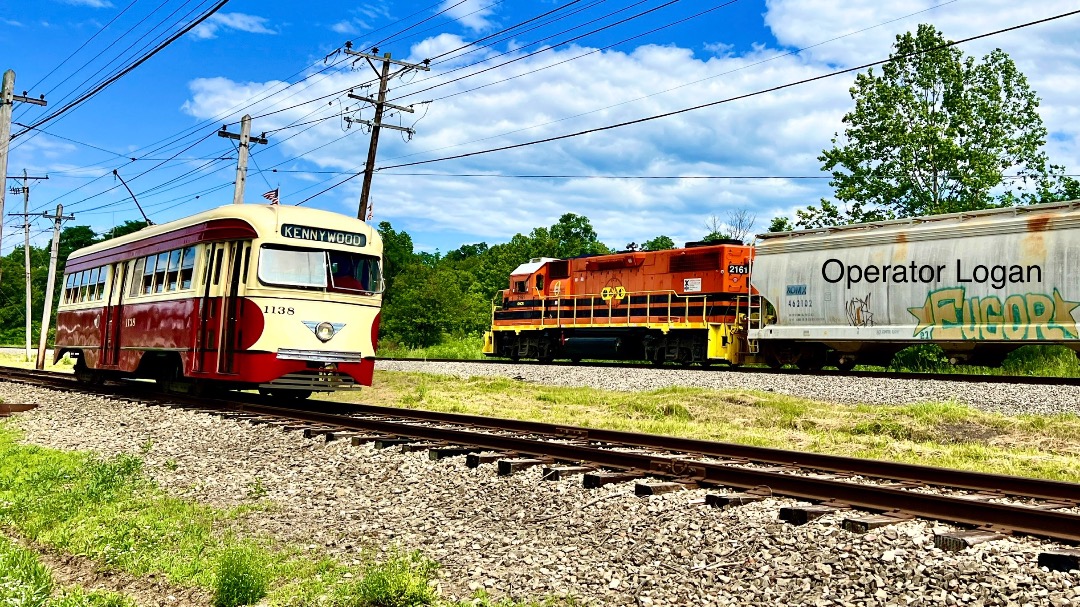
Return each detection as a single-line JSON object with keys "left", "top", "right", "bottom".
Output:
{"left": 37, "top": 204, "right": 73, "bottom": 370}
{"left": 342, "top": 45, "right": 429, "bottom": 220}
{"left": 0, "top": 69, "right": 47, "bottom": 283}
{"left": 218, "top": 115, "right": 267, "bottom": 204}
{"left": 7, "top": 169, "right": 49, "bottom": 361}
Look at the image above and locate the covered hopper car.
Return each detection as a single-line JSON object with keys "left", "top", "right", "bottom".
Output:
{"left": 485, "top": 200, "right": 1080, "bottom": 369}
{"left": 55, "top": 203, "right": 384, "bottom": 397}
{"left": 750, "top": 199, "right": 1080, "bottom": 369}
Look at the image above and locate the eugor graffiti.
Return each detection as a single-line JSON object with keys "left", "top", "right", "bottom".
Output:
{"left": 908, "top": 287, "right": 1080, "bottom": 340}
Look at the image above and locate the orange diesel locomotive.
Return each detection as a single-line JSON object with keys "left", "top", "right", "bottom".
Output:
{"left": 483, "top": 241, "right": 759, "bottom": 365}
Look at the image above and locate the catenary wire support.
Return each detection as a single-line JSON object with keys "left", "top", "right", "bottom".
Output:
{"left": 343, "top": 43, "right": 430, "bottom": 220}
{"left": 7, "top": 169, "right": 48, "bottom": 362}
{"left": 218, "top": 115, "right": 268, "bottom": 204}
{"left": 36, "top": 204, "right": 74, "bottom": 370}
{"left": 0, "top": 69, "right": 47, "bottom": 286}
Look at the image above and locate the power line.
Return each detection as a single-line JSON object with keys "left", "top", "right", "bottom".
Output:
{"left": 12, "top": 0, "right": 230, "bottom": 139}
{"left": 406, "top": 0, "right": 740, "bottom": 106}
{"left": 293, "top": 8, "right": 1080, "bottom": 204}
{"left": 379, "top": 10, "right": 1080, "bottom": 171}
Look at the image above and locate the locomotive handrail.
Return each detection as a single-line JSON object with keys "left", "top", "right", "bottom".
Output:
{"left": 532, "top": 289, "right": 709, "bottom": 329}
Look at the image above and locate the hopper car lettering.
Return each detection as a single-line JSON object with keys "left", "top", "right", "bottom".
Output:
{"left": 55, "top": 204, "right": 384, "bottom": 398}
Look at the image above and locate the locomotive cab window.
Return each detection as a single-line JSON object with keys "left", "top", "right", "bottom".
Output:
{"left": 535, "top": 275, "right": 544, "bottom": 291}
{"left": 514, "top": 280, "right": 527, "bottom": 293}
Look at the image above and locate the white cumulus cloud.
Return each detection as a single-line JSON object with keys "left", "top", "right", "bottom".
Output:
{"left": 178, "top": 1, "right": 1080, "bottom": 250}
{"left": 191, "top": 12, "right": 275, "bottom": 40}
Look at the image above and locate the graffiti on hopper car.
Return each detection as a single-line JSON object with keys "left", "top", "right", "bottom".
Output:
{"left": 846, "top": 293, "right": 875, "bottom": 327}
{"left": 908, "top": 287, "right": 1080, "bottom": 340}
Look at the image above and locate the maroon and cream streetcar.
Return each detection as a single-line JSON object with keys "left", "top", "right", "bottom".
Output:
{"left": 54, "top": 203, "right": 384, "bottom": 398}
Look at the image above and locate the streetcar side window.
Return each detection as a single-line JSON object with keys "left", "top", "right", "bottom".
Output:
{"left": 97, "top": 266, "right": 107, "bottom": 300}
{"left": 87, "top": 268, "right": 99, "bottom": 301}
{"left": 79, "top": 270, "right": 90, "bottom": 302}
{"left": 63, "top": 274, "right": 74, "bottom": 304}
{"left": 213, "top": 249, "right": 224, "bottom": 285}
{"left": 166, "top": 249, "right": 182, "bottom": 291}
{"left": 180, "top": 247, "right": 196, "bottom": 289}
{"left": 142, "top": 255, "right": 156, "bottom": 294}
{"left": 153, "top": 252, "right": 169, "bottom": 293}
{"left": 130, "top": 258, "right": 145, "bottom": 298}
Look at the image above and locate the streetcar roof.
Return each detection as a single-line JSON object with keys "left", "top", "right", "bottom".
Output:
{"left": 67, "top": 203, "right": 380, "bottom": 264}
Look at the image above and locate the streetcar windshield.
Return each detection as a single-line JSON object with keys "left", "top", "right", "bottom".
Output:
{"left": 258, "top": 245, "right": 383, "bottom": 293}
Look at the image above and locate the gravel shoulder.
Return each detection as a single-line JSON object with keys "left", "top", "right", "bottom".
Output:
{"left": 374, "top": 360, "right": 1080, "bottom": 417}
{"left": 3, "top": 379, "right": 1078, "bottom": 607}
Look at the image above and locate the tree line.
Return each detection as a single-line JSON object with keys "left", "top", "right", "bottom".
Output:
{"left": 2, "top": 24, "right": 1076, "bottom": 353}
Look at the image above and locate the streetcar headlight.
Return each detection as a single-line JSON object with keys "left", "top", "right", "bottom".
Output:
{"left": 315, "top": 322, "right": 336, "bottom": 342}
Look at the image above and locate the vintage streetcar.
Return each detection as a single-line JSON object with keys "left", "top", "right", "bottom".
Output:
{"left": 55, "top": 203, "right": 383, "bottom": 398}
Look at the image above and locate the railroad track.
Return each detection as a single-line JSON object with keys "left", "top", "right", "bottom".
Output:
{"left": 380, "top": 356, "right": 1080, "bottom": 386}
{"left": 2, "top": 365, "right": 1079, "bottom": 569}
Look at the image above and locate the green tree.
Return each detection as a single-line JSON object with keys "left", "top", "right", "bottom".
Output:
{"left": 808, "top": 23, "right": 1063, "bottom": 227}
{"left": 99, "top": 219, "right": 149, "bottom": 241}
{"left": 531, "top": 213, "right": 610, "bottom": 258}
{"left": 642, "top": 235, "right": 675, "bottom": 251}
{"left": 767, "top": 216, "right": 794, "bottom": 233}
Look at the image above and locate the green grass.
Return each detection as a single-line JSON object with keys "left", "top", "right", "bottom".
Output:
{"left": 213, "top": 546, "right": 269, "bottom": 607}
{"left": 0, "top": 534, "right": 135, "bottom": 607}
{"left": 377, "top": 336, "right": 485, "bottom": 360}
{"left": 327, "top": 370, "right": 1080, "bottom": 482}
{"left": 377, "top": 335, "right": 1080, "bottom": 379}
{"left": 0, "top": 422, "right": 569, "bottom": 606}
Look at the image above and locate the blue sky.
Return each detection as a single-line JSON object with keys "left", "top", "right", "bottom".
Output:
{"left": 2, "top": 0, "right": 1078, "bottom": 255}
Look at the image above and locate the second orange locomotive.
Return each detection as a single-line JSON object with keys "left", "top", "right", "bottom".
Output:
{"left": 483, "top": 240, "right": 759, "bottom": 365}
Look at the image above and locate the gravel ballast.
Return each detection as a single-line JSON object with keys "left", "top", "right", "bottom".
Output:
{"left": 3, "top": 378, "right": 1078, "bottom": 606}
{"left": 377, "top": 359, "right": 1080, "bottom": 417}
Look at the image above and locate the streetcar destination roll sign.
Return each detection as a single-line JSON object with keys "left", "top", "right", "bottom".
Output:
{"left": 281, "top": 224, "right": 366, "bottom": 247}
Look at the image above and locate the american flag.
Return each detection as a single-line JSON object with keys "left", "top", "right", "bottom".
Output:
{"left": 262, "top": 188, "right": 279, "bottom": 204}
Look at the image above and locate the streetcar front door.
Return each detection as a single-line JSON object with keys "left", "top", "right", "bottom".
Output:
{"left": 101, "top": 261, "right": 127, "bottom": 367}
{"left": 217, "top": 242, "right": 245, "bottom": 374}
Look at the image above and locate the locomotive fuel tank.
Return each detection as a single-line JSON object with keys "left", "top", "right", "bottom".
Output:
{"left": 749, "top": 201, "right": 1080, "bottom": 366}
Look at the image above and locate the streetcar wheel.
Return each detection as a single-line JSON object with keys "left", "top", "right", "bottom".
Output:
{"left": 73, "top": 357, "right": 103, "bottom": 385}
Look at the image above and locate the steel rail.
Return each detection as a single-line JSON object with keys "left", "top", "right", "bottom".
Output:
{"left": 379, "top": 357, "right": 1080, "bottom": 387}
{"left": 232, "top": 401, "right": 1080, "bottom": 543}
{"left": 233, "top": 396, "right": 1080, "bottom": 503}
{"left": 4, "top": 366, "right": 1079, "bottom": 542}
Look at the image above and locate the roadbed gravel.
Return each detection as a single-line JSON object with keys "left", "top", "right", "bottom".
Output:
{"left": 376, "top": 359, "right": 1080, "bottom": 417}
{"left": 2, "top": 378, "right": 1078, "bottom": 606}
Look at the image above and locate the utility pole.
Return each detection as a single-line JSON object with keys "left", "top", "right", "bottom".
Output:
{"left": 7, "top": 169, "right": 48, "bottom": 361}
{"left": 36, "top": 204, "right": 73, "bottom": 370}
{"left": 0, "top": 69, "right": 47, "bottom": 283}
{"left": 343, "top": 44, "right": 429, "bottom": 220}
{"left": 218, "top": 114, "right": 267, "bottom": 204}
